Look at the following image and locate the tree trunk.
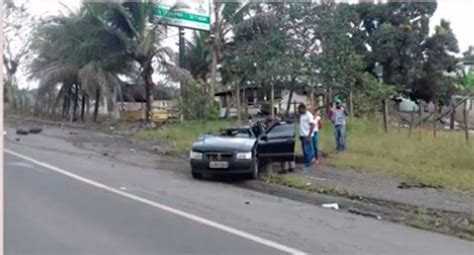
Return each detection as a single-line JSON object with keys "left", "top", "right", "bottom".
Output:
{"left": 235, "top": 80, "right": 241, "bottom": 125}
{"left": 450, "top": 99, "right": 456, "bottom": 130}
{"left": 62, "top": 92, "right": 69, "bottom": 118}
{"left": 210, "top": 44, "right": 218, "bottom": 110}
{"left": 67, "top": 85, "right": 73, "bottom": 121}
{"left": 81, "top": 92, "right": 86, "bottom": 122}
{"left": 349, "top": 88, "right": 354, "bottom": 118}
{"left": 73, "top": 84, "right": 79, "bottom": 122}
{"left": 107, "top": 87, "right": 120, "bottom": 124}
{"left": 141, "top": 62, "right": 155, "bottom": 123}
{"left": 93, "top": 88, "right": 100, "bottom": 122}
{"left": 463, "top": 101, "right": 469, "bottom": 143}
{"left": 86, "top": 94, "right": 90, "bottom": 118}
{"left": 382, "top": 99, "right": 388, "bottom": 133}
{"left": 210, "top": 1, "right": 220, "bottom": 96}
{"left": 243, "top": 87, "right": 248, "bottom": 118}
{"left": 270, "top": 81, "right": 275, "bottom": 119}
{"left": 286, "top": 78, "right": 295, "bottom": 115}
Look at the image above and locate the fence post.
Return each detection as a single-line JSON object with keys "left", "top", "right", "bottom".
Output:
{"left": 418, "top": 103, "right": 424, "bottom": 137}
{"left": 383, "top": 99, "right": 389, "bottom": 132}
{"left": 450, "top": 98, "right": 456, "bottom": 130}
{"left": 463, "top": 101, "right": 469, "bottom": 143}
{"left": 433, "top": 103, "right": 437, "bottom": 138}
{"left": 409, "top": 107, "right": 416, "bottom": 137}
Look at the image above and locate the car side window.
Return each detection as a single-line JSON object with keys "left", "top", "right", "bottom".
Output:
{"left": 266, "top": 124, "right": 294, "bottom": 138}
{"left": 235, "top": 130, "right": 251, "bottom": 138}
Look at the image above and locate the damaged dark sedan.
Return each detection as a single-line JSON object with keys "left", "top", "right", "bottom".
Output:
{"left": 189, "top": 121, "right": 295, "bottom": 179}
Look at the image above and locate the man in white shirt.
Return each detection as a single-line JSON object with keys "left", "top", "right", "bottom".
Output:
{"left": 298, "top": 103, "right": 315, "bottom": 168}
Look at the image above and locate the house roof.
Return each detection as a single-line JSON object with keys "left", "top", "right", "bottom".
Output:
{"left": 214, "top": 85, "right": 260, "bottom": 96}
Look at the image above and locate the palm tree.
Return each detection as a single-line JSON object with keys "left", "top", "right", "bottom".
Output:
{"left": 29, "top": 8, "right": 133, "bottom": 122}
{"left": 83, "top": 1, "right": 183, "bottom": 122}
{"left": 183, "top": 31, "right": 212, "bottom": 82}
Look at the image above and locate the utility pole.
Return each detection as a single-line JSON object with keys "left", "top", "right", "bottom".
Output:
{"left": 179, "top": 27, "right": 185, "bottom": 121}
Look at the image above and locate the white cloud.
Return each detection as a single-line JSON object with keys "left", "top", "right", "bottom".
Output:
{"left": 13, "top": 0, "right": 474, "bottom": 89}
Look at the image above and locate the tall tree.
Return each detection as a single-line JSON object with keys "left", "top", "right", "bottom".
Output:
{"left": 413, "top": 20, "right": 459, "bottom": 102}
{"left": 84, "top": 1, "right": 182, "bottom": 122}
{"left": 30, "top": 8, "right": 133, "bottom": 122}
{"left": 353, "top": 1, "right": 438, "bottom": 97}
{"left": 3, "top": 0, "right": 35, "bottom": 106}
{"left": 310, "top": 2, "right": 364, "bottom": 110}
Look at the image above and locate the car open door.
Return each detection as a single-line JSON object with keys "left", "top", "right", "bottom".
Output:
{"left": 257, "top": 122, "right": 295, "bottom": 162}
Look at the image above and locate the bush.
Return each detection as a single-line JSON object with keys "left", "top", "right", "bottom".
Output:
{"left": 204, "top": 105, "right": 219, "bottom": 121}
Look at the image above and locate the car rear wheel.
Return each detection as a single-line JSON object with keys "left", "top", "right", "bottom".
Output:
{"left": 192, "top": 171, "right": 202, "bottom": 179}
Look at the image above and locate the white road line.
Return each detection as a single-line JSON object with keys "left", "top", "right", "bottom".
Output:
{"left": 5, "top": 149, "right": 307, "bottom": 255}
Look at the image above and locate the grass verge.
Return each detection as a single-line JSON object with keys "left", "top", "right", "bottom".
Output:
{"left": 317, "top": 119, "right": 474, "bottom": 191}
{"left": 136, "top": 118, "right": 474, "bottom": 191}
{"left": 134, "top": 121, "right": 233, "bottom": 154}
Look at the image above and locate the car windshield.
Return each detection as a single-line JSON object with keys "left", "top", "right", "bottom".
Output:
{"left": 220, "top": 128, "right": 252, "bottom": 138}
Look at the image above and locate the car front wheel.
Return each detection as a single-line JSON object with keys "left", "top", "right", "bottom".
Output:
{"left": 192, "top": 171, "right": 202, "bottom": 179}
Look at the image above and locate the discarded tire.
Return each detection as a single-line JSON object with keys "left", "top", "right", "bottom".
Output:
{"left": 16, "top": 129, "right": 29, "bottom": 135}
{"left": 29, "top": 127, "right": 43, "bottom": 134}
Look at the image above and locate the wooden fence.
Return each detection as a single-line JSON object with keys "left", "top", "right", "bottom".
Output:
{"left": 383, "top": 96, "right": 473, "bottom": 142}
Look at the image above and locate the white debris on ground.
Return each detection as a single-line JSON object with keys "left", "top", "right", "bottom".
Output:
{"left": 322, "top": 203, "right": 339, "bottom": 210}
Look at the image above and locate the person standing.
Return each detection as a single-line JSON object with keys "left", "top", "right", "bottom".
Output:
{"left": 298, "top": 103, "right": 315, "bottom": 169}
{"left": 328, "top": 98, "right": 348, "bottom": 151}
{"left": 311, "top": 108, "right": 322, "bottom": 164}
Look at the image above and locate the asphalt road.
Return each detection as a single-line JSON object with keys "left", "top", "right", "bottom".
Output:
{"left": 4, "top": 125, "right": 474, "bottom": 255}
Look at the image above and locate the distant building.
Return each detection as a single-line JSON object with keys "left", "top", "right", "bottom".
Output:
{"left": 98, "top": 81, "right": 177, "bottom": 121}
{"left": 213, "top": 84, "right": 325, "bottom": 118}
{"left": 461, "top": 47, "right": 474, "bottom": 73}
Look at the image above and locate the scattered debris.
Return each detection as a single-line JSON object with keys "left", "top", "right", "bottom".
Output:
{"left": 308, "top": 176, "right": 327, "bottom": 181}
{"left": 130, "top": 148, "right": 136, "bottom": 152}
{"left": 398, "top": 181, "right": 443, "bottom": 190}
{"left": 16, "top": 129, "right": 29, "bottom": 135}
{"left": 348, "top": 209, "right": 382, "bottom": 220}
{"left": 69, "top": 131, "right": 79, "bottom": 135}
{"left": 28, "top": 127, "right": 43, "bottom": 134}
{"left": 245, "top": 201, "right": 250, "bottom": 205}
{"left": 322, "top": 203, "right": 339, "bottom": 210}
{"left": 102, "top": 152, "right": 109, "bottom": 157}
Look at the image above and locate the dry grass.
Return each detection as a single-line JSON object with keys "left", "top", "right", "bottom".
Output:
{"left": 134, "top": 121, "right": 233, "bottom": 153}
{"left": 315, "top": 119, "right": 474, "bottom": 191}
{"left": 136, "top": 118, "right": 474, "bottom": 191}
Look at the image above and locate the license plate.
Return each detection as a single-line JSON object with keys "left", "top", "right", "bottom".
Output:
{"left": 209, "top": 161, "right": 229, "bottom": 169}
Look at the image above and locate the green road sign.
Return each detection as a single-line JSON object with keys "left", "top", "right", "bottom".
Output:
{"left": 156, "top": 0, "right": 210, "bottom": 31}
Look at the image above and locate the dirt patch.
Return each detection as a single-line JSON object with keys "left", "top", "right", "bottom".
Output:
{"left": 260, "top": 173, "right": 474, "bottom": 241}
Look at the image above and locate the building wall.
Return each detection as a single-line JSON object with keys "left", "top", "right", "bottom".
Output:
{"left": 279, "top": 90, "right": 309, "bottom": 113}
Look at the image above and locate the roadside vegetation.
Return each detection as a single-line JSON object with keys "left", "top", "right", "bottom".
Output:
{"left": 134, "top": 121, "right": 233, "bottom": 153}
{"left": 136, "top": 118, "right": 474, "bottom": 191}
{"left": 313, "top": 119, "right": 474, "bottom": 191}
